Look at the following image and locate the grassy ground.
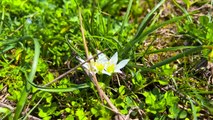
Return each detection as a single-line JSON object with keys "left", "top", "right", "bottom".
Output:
{"left": 0, "top": 0, "right": 213, "bottom": 120}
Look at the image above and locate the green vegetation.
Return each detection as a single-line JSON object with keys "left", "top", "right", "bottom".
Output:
{"left": 0, "top": 0, "right": 213, "bottom": 119}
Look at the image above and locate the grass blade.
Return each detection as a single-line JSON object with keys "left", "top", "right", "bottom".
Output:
{"left": 22, "top": 97, "right": 43, "bottom": 120}
{"left": 146, "top": 46, "right": 200, "bottom": 54}
{"left": 188, "top": 96, "right": 198, "bottom": 120}
{"left": 121, "top": 14, "right": 189, "bottom": 56}
{"left": 192, "top": 90, "right": 213, "bottom": 114}
{"left": 13, "top": 39, "right": 40, "bottom": 120}
{"left": 24, "top": 75, "right": 90, "bottom": 92}
{"left": 120, "top": 0, "right": 166, "bottom": 56}
{"left": 150, "top": 46, "right": 203, "bottom": 69}
{"left": 0, "top": 6, "right": 5, "bottom": 34}
{"left": 135, "top": 0, "right": 166, "bottom": 39}
{"left": 35, "top": 83, "right": 90, "bottom": 92}
{"left": 172, "top": 0, "right": 192, "bottom": 22}
{"left": 118, "top": 0, "right": 133, "bottom": 41}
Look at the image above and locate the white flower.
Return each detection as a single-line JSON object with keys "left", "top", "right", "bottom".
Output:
{"left": 93, "top": 50, "right": 108, "bottom": 74}
{"left": 77, "top": 53, "right": 96, "bottom": 73}
{"left": 78, "top": 51, "right": 129, "bottom": 76}
{"left": 102, "top": 52, "right": 129, "bottom": 76}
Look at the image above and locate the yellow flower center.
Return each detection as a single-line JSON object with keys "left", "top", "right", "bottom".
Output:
{"left": 95, "top": 62, "right": 105, "bottom": 73}
{"left": 106, "top": 63, "right": 115, "bottom": 74}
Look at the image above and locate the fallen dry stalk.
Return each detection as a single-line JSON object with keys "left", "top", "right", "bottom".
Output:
{"left": 78, "top": 8, "right": 124, "bottom": 119}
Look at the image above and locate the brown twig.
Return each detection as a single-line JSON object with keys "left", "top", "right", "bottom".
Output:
{"left": 0, "top": 103, "right": 42, "bottom": 120}
{"left": 43, "top": 52, "right": 103, "bottom": 87}
{"left": 78, "top": 8, "right": 124, "bottom": 119}
{"left": 79, "top": 8, "right": 104, "bottom": 101}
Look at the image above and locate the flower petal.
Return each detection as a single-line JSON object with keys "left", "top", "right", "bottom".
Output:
{"left": 109, "top": 52, "right": 118, "bottom": 64}
{"left": 77, "top": 57, "right": 85, "bottom": 63}
{"left": 76, "top": 56, "right": 94, "bottom": 72}
{"left": 96, "top": 51, "right": 108, "bottom": 63}
{"left": 114, "top": 69, "right": 123, "bottom": 73}
{"left": 115, "top": 59, "right": 129, "bottom": 70}
{"left": 102, "top": 70, "right": 112, "bottom": 76}
{"left": 88, "top": 53, "right": 94, "bottom": 62}
{"left": 83, "top": 63, "right": 90, "bottom": 70}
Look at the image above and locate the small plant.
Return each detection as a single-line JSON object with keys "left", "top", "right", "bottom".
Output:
{"left": 78, "top": 50, "right": 129, "bottom": 76}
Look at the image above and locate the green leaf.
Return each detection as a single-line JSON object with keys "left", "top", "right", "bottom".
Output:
{"left": 65, "top": 108, "right": 71, "bottom": 113}
{"left": 38, "top": 108, "right": 49, "bottom": 118}
{"left": 168, "top": 105, "right": 180, "bottom": 118}
{"left": 0, "top": 107, "right": 10, "bottom": 113}
{"left": 99, "top": 118, "right": 110, "bottom": 120}
{"left": 168, "top": 105, "right": 187, "bottom": 119}
{"left": 179, "top": 110, "right": 187, "bottom": 119}
{"left": 91, "top": 107, "right": 99, "bottom": 117}
{"left": 143, "top": 91, "right": 156, "bottom": 105}
{"left": 76, "top": 108, "right": 87, "bottom": 120}
{"left": 65, "top": 115, "right": 75, "bottom": 120}
{"left": 158, "top": 79, "right": 169, "bottom": 85}
{"left": 136, "top": 71, "right": 142, "bottom": 81}
{"left": 164, "top": 91, "right": 179, "bottom": 106}
{"left": 118, "top": 85, "right": 126, "bottom": 95}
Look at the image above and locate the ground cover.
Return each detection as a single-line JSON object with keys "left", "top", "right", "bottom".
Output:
{"left": 0, "top": 0, "right": 213, "bottom": 119}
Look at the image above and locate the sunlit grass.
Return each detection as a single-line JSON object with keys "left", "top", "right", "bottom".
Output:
{"left": 0, "top": 0, "right": 213, "bottom": 119}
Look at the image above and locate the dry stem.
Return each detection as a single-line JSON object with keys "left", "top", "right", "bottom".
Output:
{"left": 78, "top": 8, "right": 124, "bottom": 119}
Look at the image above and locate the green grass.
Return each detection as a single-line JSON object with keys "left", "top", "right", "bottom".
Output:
{"left": 0, "top": 0, "right": 213, "bottom": 119}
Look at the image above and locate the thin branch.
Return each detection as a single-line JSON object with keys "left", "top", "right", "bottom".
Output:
{"left": 43, "top": 52, "right": 103, "bottom": 87}
{"left": 0, "top": 103, "right": 41, "bottom": 120}
{"left": 78, "top": 8, "right": 123, "bottom": 119}
{"left": 79, "top": 8, "right": 104, "bottom": 101}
